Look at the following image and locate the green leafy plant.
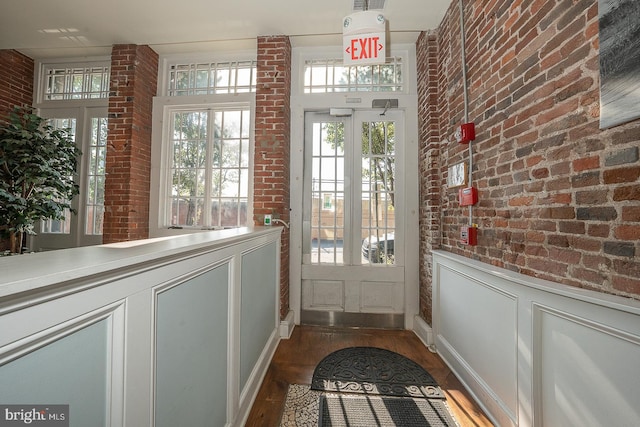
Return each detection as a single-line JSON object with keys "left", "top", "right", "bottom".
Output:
{"left": 0, "top": 106, "right": 81, "bottom": 253}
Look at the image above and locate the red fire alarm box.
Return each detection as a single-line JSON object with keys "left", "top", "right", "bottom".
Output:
{"left": 458, "top": 186, "right": 478, "bottom": 206}
{"left": 455, "top": 122, "right": 475, "bottom": 144}
{"left": 461, "top": 225, "right": 478, "bottom": 246}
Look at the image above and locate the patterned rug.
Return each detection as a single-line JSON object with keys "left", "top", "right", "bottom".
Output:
{"left": 279, "top": 384, "right": 459, "bottom": 427}
{"left": 280, "top": 347, "right": 458, "bottom": 426}
{"left": 319, "top": 393, "right": 457, "bottom": 427}
{"left": 280, "top": 384, "right": 322, "bottom": 427}
{"left": 311, "top": 346, "right": 445, "bottom": 399}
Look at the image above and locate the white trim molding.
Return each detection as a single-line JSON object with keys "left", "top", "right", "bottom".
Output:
{"left": 279, "top": 310, "right": 296, "bottom": 339}
{"left": 412, "top": 314, "right": 436, "bottom": 352}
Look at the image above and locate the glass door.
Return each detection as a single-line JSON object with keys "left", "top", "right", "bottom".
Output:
{"left": 30, "top": 107, "right": 107, "bottom": 251}
{"left": 301, "top": 110, "right": 405, "bottom": 327}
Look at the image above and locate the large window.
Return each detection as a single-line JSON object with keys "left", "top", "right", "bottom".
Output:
{"left": 154, "top": 56, "right": 256, "bottom": 232}
{"left": 167, "top": 107, "right": 251, "bottom": 228}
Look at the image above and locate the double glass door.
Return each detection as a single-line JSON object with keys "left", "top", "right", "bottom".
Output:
{"left": 30, "top": 107, "right": 107, "bottom": 251}
{"left": 301, "top": 110, "right": 405, "bottom": 327}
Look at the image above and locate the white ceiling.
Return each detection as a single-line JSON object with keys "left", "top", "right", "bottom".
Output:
{"left": 1, "top": 0, "right": 452, "bottom": 59}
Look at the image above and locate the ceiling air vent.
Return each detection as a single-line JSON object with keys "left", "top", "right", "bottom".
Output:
{"left": 353, "top": 0, "right": 386, "bottom": 11}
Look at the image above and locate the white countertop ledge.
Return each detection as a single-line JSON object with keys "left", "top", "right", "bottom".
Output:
{"left": 0, "top": 226, "right": 282, "bottom": 299}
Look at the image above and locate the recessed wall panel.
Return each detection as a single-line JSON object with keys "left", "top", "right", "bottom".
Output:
{"left": 537, "top": 308, "right": 640, "bottom": 427}
{"left": 0, "top": 319, "right": 110, "bottom": 427}
{"left": 240, "top": 243, "right": 277, "bottom": 390}
{"left": 155, "top": 265, "right": 229, "bottom": 427}
{"left": 438, "top": 266, "right": 518, "bottom": 415}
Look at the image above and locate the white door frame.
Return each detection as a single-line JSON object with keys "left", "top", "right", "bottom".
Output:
{"left": 289, "top": 43, "right": 420, "bottom": 330}
{"left": 299, "top": 110, "right": 406, "bottom": 327}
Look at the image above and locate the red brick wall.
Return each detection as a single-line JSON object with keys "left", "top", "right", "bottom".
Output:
{"left": 254, "top": 36, "right": 292, "bottom": 320}
{"left": 416, "top": 32, "right": 443, "bottom": 322}
{"left": 103, "top": 44, "right": 158, "bottom": 243}
{"left": 0, "top": 50, "right": 34, "bottom": 251}
{"left": 0, "top": 50, "right": 33, "bottom": 123}
{"left": 418, "top": 0, "right": 640, "bottom": 324}
{"left": 0, "top": 49, "right": 34, "bottom": 251}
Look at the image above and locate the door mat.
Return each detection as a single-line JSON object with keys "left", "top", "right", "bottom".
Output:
{"left": 282, "top": 347, "right": 458, "bottom": 426}
{"left": 318, "top": 392, "right": 458, "bottom": 427}
{"left": 311, "top": 346, "right": 445, "bottom": 399}
{"left": 280, "top": 384, "right": 322, "bottom": 427}
{"left": 279, "top": 384, "right": 459, "bottom": 427}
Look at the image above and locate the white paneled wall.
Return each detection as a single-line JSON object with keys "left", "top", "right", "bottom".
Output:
{"left": 431, "top": 250, "right": 640, "bottom": 427}
{"left": 0, "top": 227, "right": 282, "bottom": 427}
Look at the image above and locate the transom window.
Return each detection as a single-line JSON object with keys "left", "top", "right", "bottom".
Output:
{"left": 167, "top": 61, "right": 257, "bottom": 96}
{"left": 304, "top": 57, "right": 403, "bottom": 93}
{"left": 42, "top": 64, "right": 110, "bottom": 101}
{"left": 167, "top": 107, "right": 251, "bottom": 228}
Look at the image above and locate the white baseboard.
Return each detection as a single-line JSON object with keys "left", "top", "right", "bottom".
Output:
{"left": 412, "top": 315, "right": 436, "bottom": 352}
{"left": 279, "top": 310, "right": 295, "bottom": 339}
{"left": 235, "top": 327, "right": 281, "bottom": 427}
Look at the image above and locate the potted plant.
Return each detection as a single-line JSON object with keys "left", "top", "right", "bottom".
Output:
{"left": 0, "top": 106, "right": 81, "bottom": 254}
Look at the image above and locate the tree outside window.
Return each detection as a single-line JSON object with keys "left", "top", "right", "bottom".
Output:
{"left": 169, "top": 108, "right": 249, "bottom": 228}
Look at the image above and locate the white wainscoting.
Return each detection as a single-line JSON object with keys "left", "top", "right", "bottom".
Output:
{"left": 431, "top": 250, "right": 640, "bottom": 427}
{"left": 0, "top": 227, "right": 282, "bottom": 427}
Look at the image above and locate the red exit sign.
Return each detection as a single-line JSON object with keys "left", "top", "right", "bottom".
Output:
{"left": 342, "top": 11, "right": 386, "bottom": 65}
{"left": 344, "top": 35, "right": 384, "bottom": 63}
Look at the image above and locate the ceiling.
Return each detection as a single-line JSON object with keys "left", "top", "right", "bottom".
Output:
{"left": 1, "top": 0, "right": 452, "bottom": 59}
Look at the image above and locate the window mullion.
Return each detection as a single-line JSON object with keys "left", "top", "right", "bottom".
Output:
{"left": 204, "top": 110, "right": 216, "bottom": 228}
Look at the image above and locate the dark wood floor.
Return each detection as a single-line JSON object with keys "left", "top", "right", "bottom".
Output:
{"left": 245, "top": 325, "right": 494, "bottom": 426}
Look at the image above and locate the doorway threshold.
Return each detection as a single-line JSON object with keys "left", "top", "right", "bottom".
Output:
{"left": 301, "top": 310, "right": 404, "bottom": 329}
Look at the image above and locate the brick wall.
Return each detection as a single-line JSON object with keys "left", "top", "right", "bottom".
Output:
{"left": 418, "top": 0, "right": 640, "bottom": 324}
{"left": 0, "top": 50, "right": 34, "bottom": 251}
{"left": 416, "top": 32, "right": 443, "bottom": 322}
{"left": 0, "top": 50, "right": 33, "bottom": 123}
{"left": 103, "top": 44, "right": 158, "bottom": 243}
{"left": 254, "top": 36, "right": 292, "bottom": 320}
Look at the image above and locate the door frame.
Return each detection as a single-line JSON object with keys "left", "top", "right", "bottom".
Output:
{"left": 291, "top": 102, "right": 419, "bottom": 329}
{"left": 289, "top": 46, "right": 420, "bottom": 329}
{"left": 299, "top": 110, "right": 407, "bottom": 327}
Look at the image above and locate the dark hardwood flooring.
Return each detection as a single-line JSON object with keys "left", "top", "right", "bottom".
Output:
{"left": 245, "top": 325, "right": 494, "bottom": 426}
